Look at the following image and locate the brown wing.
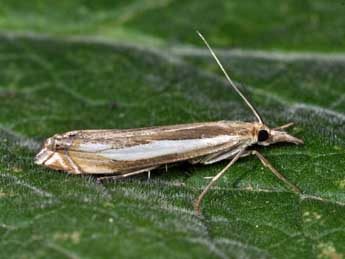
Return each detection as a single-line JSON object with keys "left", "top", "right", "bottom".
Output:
{"left": 37, "top": 121, "right": 255, "bottom": 174}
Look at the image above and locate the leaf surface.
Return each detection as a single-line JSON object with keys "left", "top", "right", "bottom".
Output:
{"left": 0, "top": 1, "right": 344, "bottom": 259}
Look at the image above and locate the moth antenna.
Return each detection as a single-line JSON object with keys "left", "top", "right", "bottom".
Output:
{"left": 196, "top": 31, "right": 264, "bottom": 124}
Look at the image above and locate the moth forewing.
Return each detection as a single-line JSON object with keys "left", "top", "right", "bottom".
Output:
{"left": 35, "top": 121, "right": 257, "bottom": 175}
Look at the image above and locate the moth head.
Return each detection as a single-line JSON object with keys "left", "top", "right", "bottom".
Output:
{"left": 256, "top": 122, "right": 304, "bottom": 146}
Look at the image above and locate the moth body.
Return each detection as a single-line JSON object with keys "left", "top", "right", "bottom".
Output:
{"left": 35, "top": 121, "right": 302, "bottom": 176}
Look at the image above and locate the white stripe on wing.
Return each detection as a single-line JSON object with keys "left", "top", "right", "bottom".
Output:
{"left": 98, "top": 135, "right": 238, "bottom": 161}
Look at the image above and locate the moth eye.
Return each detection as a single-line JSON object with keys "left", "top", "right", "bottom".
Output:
{"left": 258, "top": 130, "right": 269, "bottom": 142}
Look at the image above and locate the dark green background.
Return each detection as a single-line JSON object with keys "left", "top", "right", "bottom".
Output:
{"left": 0, "top": 1, "right": 344, "bottom": 259}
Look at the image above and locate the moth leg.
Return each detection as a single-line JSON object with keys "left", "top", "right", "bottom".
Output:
{"left": 148, "top": 170, "right": 151, "bottom": 180}
{"left": 194, "top": 149, "right": 245, "bottom": 215}
{"left": 97, "top": 166, "right": 157, "bottom": 182}
{"left": 200, "top": 149, "right": 247, "bottom": 179}
{"left": 250, "top": 150, "right": 301, "bottom": 194}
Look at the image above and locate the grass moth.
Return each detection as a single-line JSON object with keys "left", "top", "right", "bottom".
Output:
{"left": 35, "top": 32, "right": 303, "bottom": 215}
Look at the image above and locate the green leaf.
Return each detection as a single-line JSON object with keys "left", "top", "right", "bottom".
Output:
{"left": 1, "top": 0, "right": 345, "bottom": 50}
{"left": 0, "top": 1, "right": 344, "bottom": 259}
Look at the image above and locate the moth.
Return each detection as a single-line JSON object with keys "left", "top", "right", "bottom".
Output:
{"left": 35, "top": 32, "right": 303, "bottom": 215}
